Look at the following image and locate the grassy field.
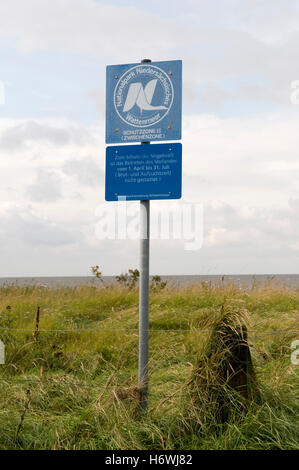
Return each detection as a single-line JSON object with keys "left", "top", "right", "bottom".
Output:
{"left": 0, "top": 280, "right": 298, "bottom": 450}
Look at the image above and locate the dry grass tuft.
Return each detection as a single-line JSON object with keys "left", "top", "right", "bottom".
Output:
{"left": 113, "top": 386, "right": 141, "bottom": 402}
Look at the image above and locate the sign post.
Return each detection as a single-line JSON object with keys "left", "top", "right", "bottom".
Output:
{"left": 139, "top": 59, "right": 151, "bottom": 409}
{"left": 105, "top": 57, "right": 182, "bottom": 409}
{"left": 138, "top": 195, "right": 150, "bottom": 408}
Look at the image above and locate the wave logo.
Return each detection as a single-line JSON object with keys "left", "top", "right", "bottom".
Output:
{"left": 114, "top": 65, "right": 174, "bottom": 128}
{"left": 123, "top": 80, "right": 167, "bottom": 113}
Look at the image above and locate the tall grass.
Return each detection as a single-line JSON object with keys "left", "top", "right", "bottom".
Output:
{"left": 0, "top": 281, "right": 298, "bottom": 449}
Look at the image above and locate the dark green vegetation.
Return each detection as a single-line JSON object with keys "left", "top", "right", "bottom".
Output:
{"left": 0, "top": 281, "right": 298, "bottom": 449}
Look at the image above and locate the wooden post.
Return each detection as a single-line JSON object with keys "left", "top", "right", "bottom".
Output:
{"left": 221, "top": 325, "right": 255, "bottom": 400}
{"left": 190, "top": 318, "right": 258, "bottom": 424}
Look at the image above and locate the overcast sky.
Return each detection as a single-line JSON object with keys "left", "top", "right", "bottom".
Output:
{"left": 0, "top": 0, "right": 298, "bottom": 277}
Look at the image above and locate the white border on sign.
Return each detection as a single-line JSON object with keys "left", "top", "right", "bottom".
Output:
{"left": 113, "top": 64, "right": 174, "bottom": 128}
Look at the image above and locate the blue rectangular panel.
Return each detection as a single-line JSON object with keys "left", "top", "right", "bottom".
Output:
{"left": 105, "top": 143, "right": 182, "bottom": 201}
{"left": 106, "top": 60, "right": 182, "bottom": 144}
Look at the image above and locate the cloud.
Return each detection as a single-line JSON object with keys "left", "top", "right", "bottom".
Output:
{"left": 0, "top": 120, "right": 92, "bottom": 152}
{"left": 233, "top": 0, "right": 299, "bottom": 44}
{"left": 0, "top": 104, "right": 298, "bottom": 275}
{"left": 0, "top": 0, "right": 298, "bottom": 115}
{"left": 181, "top": 112, "right": 299, "bottom": 207}
{"left": 0, "top": 0, "right": 179, "bottom": 58}
{"left": 289, "top": 198, "right": 299, "bottom": 211}
{"left": 203, "top": 200, "right": 299, "bottom": 253}
{"left": 63, "top": 157, "right": 104, "bottom": 187}
{"left": 0, "top": 205, "right": 78, "bottom": 247}
{"left": 1, "top": 111, "right": 298, "bottom": 211}
{"left": 0, "top": 1, "right": 298, "bottom": 275}
{"left": 26, "top": 169, "right": 62, "bottom": 202}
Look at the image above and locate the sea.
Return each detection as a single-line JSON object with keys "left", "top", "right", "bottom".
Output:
{"left": 0, "top": 274, "right": 298, "bottom": 289}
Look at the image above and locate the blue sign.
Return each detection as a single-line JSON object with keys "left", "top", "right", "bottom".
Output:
{"left": 105, "top": 143, "right": 182, "bottom": 201}
{"left": 106, "top": 60, "right": 182, "bottom": 144}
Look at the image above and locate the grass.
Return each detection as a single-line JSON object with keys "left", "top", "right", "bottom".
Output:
{"left": 0, "top": 280, "right": 298, "bottom": 450}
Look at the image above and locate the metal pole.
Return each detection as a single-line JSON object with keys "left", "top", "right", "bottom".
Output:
{"left": 138, "top": 198, "right": 150, "bottom": 408}
{"left": 138, "top": 58, "right": 151, "bottom": 409}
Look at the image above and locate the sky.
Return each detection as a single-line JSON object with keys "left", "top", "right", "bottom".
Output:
{"left": 0, "top": 0, "right": 298, "bottom": 277}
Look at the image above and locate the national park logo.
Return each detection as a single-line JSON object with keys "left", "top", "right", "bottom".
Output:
{"left": 114, "top": 64, "right": 174, "bottom": 128}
